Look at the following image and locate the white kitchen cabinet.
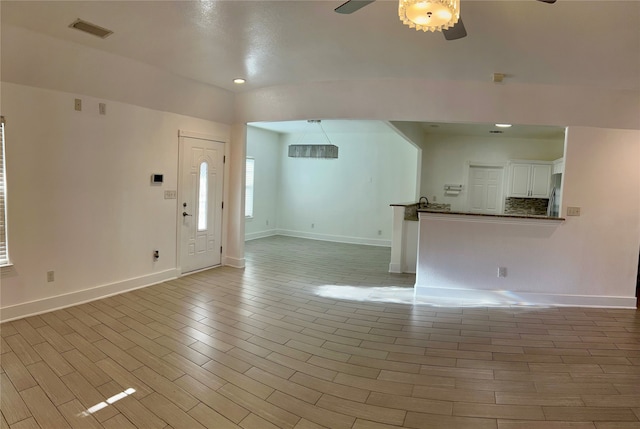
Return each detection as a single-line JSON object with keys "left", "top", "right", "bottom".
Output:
{"left": 553, "top": 157, "right": 565, "bottom": 174}
{"left": 508, "top": 162, "right": 552, "bottom": 198}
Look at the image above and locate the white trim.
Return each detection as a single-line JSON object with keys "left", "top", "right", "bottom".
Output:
{"left": 413, "top": 285, "right": 637, "bottom": 309}
{"left": 223, "top": 256, "right": 246, "bottom": 268}
{"left": 245, "top": 229, "right": 278, "bottom": 241}
{"left": 276, "top": 229, "right": 391, "bottom": 247}
{"left": 178, "top": 129, "right": 227, "bottom": 142}
{"left": 0, "top": 269, "right": 178, "bottom": 323}
{"left": 388, "top": 263, "right": 402, "bottom": 273}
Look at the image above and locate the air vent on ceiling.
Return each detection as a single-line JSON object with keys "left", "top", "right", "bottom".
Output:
{"left": 288, "top": 145, "right": 339, "bottom": 159}
{"left": 69, "top": 19, "right": 113, "bottom": 39}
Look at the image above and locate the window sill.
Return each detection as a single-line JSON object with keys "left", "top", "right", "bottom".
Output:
{"left": 1, "top": 263, "right": 15, "bottom": 278}
{"left": 245, "top": 216, "right": 254, "bottom": 221}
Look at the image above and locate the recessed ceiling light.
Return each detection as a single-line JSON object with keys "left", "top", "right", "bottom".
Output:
{"left": 233, "top": 78, "right": 246, "bottom": 84}
{"left": 495, "top": 123, "right": 512, "bottom": 128}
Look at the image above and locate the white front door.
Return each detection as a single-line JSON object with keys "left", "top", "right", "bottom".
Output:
{"left": 179, "top": 135, "right": 225, "bottom": 274}
{"left": 468, "top": 166, "right": 503, "bottom": 214}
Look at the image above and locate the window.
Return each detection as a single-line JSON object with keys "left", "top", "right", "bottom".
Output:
{"left": 245, "top": 158, "right": 254, "bottom": 218}
{"left": 197, "top": 161, "right": 208, "bottom": 231}
{"left": 0, "top": 116, "right": 8, "bottom": 265}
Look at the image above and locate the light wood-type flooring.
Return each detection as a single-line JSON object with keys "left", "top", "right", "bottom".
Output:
{"left": 1, "top": 236, "right": 639, "bottom": 429}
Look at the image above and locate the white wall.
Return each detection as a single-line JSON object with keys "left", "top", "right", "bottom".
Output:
{"left": 245, "top": 126, "right": 280, "bottom": 240}
{"left": 419, "top": 135, "right": 564, "bottom": 211}
{"left": 2, "top": 21, "right": 639, "bottom": 316}
{"left": 276, "top": 128, "right": 418, "bottom": 246}
{"left": 416, "top": 127, "right": 640, "bottom": 307}
{"left": 0, "top": 82, "right": 230, "bottom": 321}
{"left": 244, "top": 124, "right": 419, "bottom": 246}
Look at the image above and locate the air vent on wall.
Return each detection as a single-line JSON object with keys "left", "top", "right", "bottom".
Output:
{"left": 69, "top": 19, "right": 113, "bottom": 38}
{"left": 288, "top": 145, "right": 339, "bottom": 159}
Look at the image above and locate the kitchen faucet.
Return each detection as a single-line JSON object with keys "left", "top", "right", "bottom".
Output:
{"left": 419, "top": 196, "right": 429, "bottom": 208}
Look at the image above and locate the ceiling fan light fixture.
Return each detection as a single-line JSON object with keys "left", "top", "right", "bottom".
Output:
{"left": 399, "top": 0, "right": 460, "bottom": 32}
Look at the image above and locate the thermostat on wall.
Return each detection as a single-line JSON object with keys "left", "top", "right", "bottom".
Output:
{"left": 151, "top": 174, "right": 163, "bottom": 185}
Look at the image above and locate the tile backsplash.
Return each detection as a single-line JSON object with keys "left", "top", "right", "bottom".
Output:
{"left": 504, "top": 198, "right": 549, "bottom": 216}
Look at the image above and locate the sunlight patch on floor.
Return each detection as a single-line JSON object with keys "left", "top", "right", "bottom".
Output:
{"left": 314, "top": 285, "right": 550, "bottom": 308}
{"left": 79, "top": 388, "right": 136, "bottom": 417}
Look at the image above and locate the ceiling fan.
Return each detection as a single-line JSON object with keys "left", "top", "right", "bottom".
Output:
{"left": 335, "top": 0, "right": 556, "bottom": 41}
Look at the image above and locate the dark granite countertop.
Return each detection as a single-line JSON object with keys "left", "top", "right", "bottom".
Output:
{"left": 390, "top": 202, "right": 419, "bottom": 207}
{"left": 417, "top": 209, "right": 565, "bottom": 221}
{"left": 392, "top": 202, "right": 451, "bottom": 221}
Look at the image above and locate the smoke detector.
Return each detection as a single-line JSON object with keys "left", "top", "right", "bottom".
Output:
{"left": 69, "top": 19, "right": 113, "bottom": 39}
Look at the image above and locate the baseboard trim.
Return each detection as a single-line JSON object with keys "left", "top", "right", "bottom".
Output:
{"left": 414, "top": 285, "right": 637, "bottom": 309}
{"left": 0, "top": 269, "right": 179, "bottom": 323}
{"left": 224, "top": 256, "right": 246, "bottom": 269}
{"left": 245, "top": 230, "right": 278, "bottom": 241}
{"left": 276, "top": 229, "right": 391, "bottom": 247}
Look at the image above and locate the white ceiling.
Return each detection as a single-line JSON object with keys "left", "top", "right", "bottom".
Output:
{"left": 250, "top": 119, "right": 566, "bottom": 140}
{"left": 2, "top": 1, "right": 636, "bottom": 139}
{"left": 2, "top": 0, "right": 639, "bottom": 94}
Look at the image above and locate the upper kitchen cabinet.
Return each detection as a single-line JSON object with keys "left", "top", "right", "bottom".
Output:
{"left": 553, "top": 157, "right": 565, "bottom": 175}
{"left": 508, "top": 161, "right": 552, "bottom": 198}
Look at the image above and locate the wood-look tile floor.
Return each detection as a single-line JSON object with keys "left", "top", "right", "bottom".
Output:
{"left": 2, "top": 235, "right": 639, "bottom": 429}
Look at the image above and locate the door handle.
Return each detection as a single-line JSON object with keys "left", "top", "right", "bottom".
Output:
{"left": 182, "top": 212, "right": 192, "bottom": 217}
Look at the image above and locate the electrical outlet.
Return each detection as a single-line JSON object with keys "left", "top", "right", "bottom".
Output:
{"left": 432, "top": 196, "right": 436, "bottom": 202}
{"left": 99, "top": 103, "right": 107, "bottom": 115}
{"left": 311, "top": 223, "right": 315, "bottom": 228}
{"left": 497, "top": 267, "right": 507, "bottom": 278}
{"left": 567, "top": 207, "right": 581, "bottom": 216}
{"left": 378, "top": 230, "right": 382, "bottom": 236}
{"left": 47, "top": 271, "right": 55, "bottom": 282}
{"left": 74, "top": 98, "right": 82, "bottom": 111}
{"left": 266, "top": 220, "right": 269, "bottom": 226}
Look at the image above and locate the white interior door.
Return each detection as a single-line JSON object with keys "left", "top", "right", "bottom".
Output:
{"left": 179, "top": 135, "right": 225, "bottom": 274}
{"left": 468, "top": 166, "right": 503, "bottom": 214}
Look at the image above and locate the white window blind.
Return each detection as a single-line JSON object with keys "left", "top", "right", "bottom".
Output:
{"left": 0, "top": 116, "right": 8, "bottom": 264}
{"left": 245, "top": 158, "right": 254, "bottom": 218}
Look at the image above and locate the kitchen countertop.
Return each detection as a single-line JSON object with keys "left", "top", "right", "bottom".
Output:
{"left": 417, "top": 209, "right": 565, "bottom": 221}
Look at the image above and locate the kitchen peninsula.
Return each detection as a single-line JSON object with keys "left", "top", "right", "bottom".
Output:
{"left": 390, "top": 200, "right": 636, "bottom": 307}
{"left": 389, "top": 201, "right": 451, "bottom": 274}
{"left": 412, "top": 209, "right": 605, "bottom": 307}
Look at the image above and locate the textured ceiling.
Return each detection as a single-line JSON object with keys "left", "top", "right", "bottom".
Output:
{"left": 2, "top": 0, "right": 639, "bottom": 93}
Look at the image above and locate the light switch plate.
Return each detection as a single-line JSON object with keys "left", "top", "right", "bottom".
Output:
{"left": 164, "top": 190, "right": 177, "bottom": 199}
{"left": 567, "top": 207, "right": 581, "bottom": 216}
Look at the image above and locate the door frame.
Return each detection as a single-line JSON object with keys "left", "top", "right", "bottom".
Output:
{"left": 464, "top": 161, "right": 507, "bottom": 214}
{"left": 177, "top": 129, "right": 228, "bottom": 276}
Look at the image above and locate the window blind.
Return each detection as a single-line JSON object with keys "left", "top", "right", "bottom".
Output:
{"left": 0, "top": 116, "right": 7, "bottom": 264}
{"left": 245, "top": 158, "right": 255, "bottom": 218}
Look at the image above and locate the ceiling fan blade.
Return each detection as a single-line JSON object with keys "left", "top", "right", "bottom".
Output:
{"left": 443, "top": 17, "right": 467, "bottom": 41}
{"left": 335, "top": 0, "right": 376, "bottom": 14}
{"left": 536, "top": 0, "right": 557, "bottom": 3}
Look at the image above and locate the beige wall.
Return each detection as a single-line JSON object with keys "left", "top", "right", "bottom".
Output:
{"left": 1, "top": 82, "right": 230, "bottom": 320}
